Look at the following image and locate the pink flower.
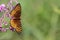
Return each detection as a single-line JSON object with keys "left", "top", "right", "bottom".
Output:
{"left": 0, "top": 27, "right": 2, "bottom": 31}
{"left": 3, "top": 21, "right": 8, "bottom": 25}
{"left": 6, "top": 13, "right": 11, "bottom": 18}
{"left": 0, "top": 18, "right": 3, "bottom": 27}
{"left": 0, "top": 4, "right": 6, "bottom": 12}
{"left": 0, "top": 27, "right": 9, "bottom": 32}
{"left": 1, "top": 28, "right": 7, "bottom": 32}
{"left": 0, "top": 23, "right": 2, "bottom": 27}
{"left": 0, "top": 4, "right": 5, "bottom": 11}
{"left": 1, "top": 4, "right": 5, "bottom": 8}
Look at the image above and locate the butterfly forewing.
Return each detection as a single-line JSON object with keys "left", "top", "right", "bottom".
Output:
{"left": 10, "top": 3, "right": 21, "bottom": 19}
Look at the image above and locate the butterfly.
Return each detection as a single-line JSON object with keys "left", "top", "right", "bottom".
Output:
{"left": 10, "top": 3, "right": 22, "bottom": 33}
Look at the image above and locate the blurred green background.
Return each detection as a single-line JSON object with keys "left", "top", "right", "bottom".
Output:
{"left": 0, "top": 0, "right": 60, "bottom": 40}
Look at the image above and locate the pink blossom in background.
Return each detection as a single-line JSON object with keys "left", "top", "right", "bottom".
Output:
{"left": 1, "top": 28, "right": 7, "bottom": 32}
{"left": 6, "top": 13, "right": 11, "bottom": 18}
{"left": 0, "top": 18, "right": 3, "bottom": 27}
{"left": 3, "top": 21, "right": 8, "bottom": 25}
{"left": 0, "top": 27, "right": 2, "bottom": 31}
{"left": 0, "top": 4, "right": 6, "bottom": 12}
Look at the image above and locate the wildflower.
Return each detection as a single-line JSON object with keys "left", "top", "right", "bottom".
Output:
{"left": 0, "top": 27, "right": 2, "bottom": 31}
{"left": 0, "top": 4, "right": 6, "bottom": 12}
{"left": 3, "top": 21, "right": 8, "bottom": 25}
{"left": 0, "top": 18, "right": 3, "bottom": 27}
{"left": 1, "top": 28, "right": 7, "bottom": 32}
{"left": 0, "top": 23, "right": 2, "bottom": 28}
{"left": 5, "top": 13, "right": 11, "bottom": 18}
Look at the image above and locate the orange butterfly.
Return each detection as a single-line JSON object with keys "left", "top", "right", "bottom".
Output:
{"left": 10, "top": 3, "right": 22, "bottom": 33}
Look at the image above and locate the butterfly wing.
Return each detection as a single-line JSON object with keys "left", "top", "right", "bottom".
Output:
{"left": 10, "top": 3, "right": 22, "bottom": 33}
{"left": 10, "top": 3, "right": 21, "bottom": 19}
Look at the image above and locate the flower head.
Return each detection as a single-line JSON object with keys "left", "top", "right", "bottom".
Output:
{"left": 0, "top": 4, "right": 6, "bottom": 12}
{"left": 1, "top": 28, "right": 7, "bottom": 32}
{"left": 3, "top": 21, "right": 8, "bottom": 25}
{"left": 0, "top": 0, "right": 19, "bottom": 32}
